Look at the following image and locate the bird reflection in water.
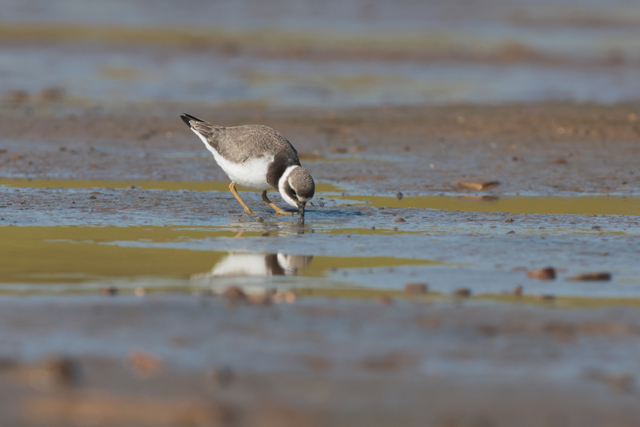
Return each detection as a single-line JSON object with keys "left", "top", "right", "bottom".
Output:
{"left": 192, "top": 252, "right": 313, "bottom": 279}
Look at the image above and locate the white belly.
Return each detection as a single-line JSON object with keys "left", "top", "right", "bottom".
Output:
{"left": 196, "top": 132, "right": 273, "bottom": 190}
{"left": 212, "top": 150, "right": 273, "bottom": 190}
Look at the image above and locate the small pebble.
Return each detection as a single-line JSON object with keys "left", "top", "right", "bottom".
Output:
{"left": 457, "top": 181, "right": 499, "bottom": 191}
{"left": 394, "top": 217, "right": 406, "bottom": 223}
{"left": 527, "top": 267, "right": 556, "bottom": 280}
{"left": 505, "top": 218, "right": 514, "bottom": 223}
{"left": 607, "top": 374, "right": 634, "bottom": 393}
{"left": 377, "top": 295, "right": 393, "bottom": 305}
{"left": 534, "top": 294, "right": 556, "bottom": 301}
{"left": 405, "top": 283, "right": 428, "bottom": 294}
{"left": 396, "top": 192, "right": 403, "bottom": 200}
{"left": 453, "top": 288, "right": 472, "bottom": 297}
{"left": 209, "top": 366, "right": 234, "bottom": 388}
{"left": 28, "top": 357, "right": 81, "bottom": 390}
{"left": 507, "top": 230, "right": 516, "bottom": 234}
{"left": 567, "top": 272, "right": 612, "bottom": 281}
{"left": 513, "top": 285, "right": 523, "bottom": 296}
{"left": 101, "top": 287, "right": 118, "bottom": 296}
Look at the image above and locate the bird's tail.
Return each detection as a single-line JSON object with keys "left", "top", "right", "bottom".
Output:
{"left": 180, "top": 113, "right": 204, "bottom": 128}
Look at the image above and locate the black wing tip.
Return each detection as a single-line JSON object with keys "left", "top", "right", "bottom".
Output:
{"left": 180, "top": 113, "right": 203, "bottom": 127}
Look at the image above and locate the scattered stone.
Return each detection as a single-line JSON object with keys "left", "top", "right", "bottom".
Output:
{"left": 39, "top": 87, "right": 65, "bottom": 101}
{"left": 513, "top": 285, "right": 523, "bottom": 296}
{"left": 527, "top": 267, "right": 556, "bottom": 280}
{"left": 553, "top": 158, "right": 568, "bottom": 165}
{"left": 568, "top": 272, "right": 612, "bottom": 281}
{"left": 377, "top": 295, "right": 393, "bottom": 305}
{"left": 128, "top": 350, "right": 162, "bottom": 379}
{"left": 209, "top": 366, "right": 234, "bottom": 388}
{"left": 394, "top": 217, "right": 406, "bottom": 223}
{"left": 348, "top": 145, "right": 367, "bottom": 153}
{"left": 453, "top": 288, "right": 472, "bottom": 297}
{"left": 456, "top": 181, "right": 499, "bottom": 191}
{"left": 607, "top": 374, "right": 634, "bottom": 393}
{"left": 329, "top": 147, "right": 348, "bottom": 154}
{"left": 592, "top": 225, "right": 601, "bottom": 231}
{"left": 507, "top": 230, "right": 516, "bottom": 234}
{"left": 396, "top": 192, "right": 403, "bottom": 200}
{"left": 25, "top": 357, "right": 81, "bottom": 390}
{"left": 88, "top": 196, "right": 97, "bottom": 199}
{"left": 505, "top": 218, "right": 514, "bottom": 223}
{"left": 533, "top": 294, "right": 556, "bottom": 301}
{"left": 405, "top": 283, "right": 428, "bottom": 294}
{"left": 101, "top": 287, "right": 118, "bottom": 296}
{"left": 5, "top": 89, "right": 28, "bottom": 103}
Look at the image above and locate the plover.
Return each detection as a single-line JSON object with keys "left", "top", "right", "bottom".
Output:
{"left": 180, "top": 113, "right": 315, "bottom": 223}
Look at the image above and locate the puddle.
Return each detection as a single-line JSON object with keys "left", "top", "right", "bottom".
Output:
{"left": 336, "top": 194, "right": 640, "bottom": 216}
{"left": 0, "top": 226, "right": 445, "bottom": 292}
{"left": 2, "top": 225, "right": 639, "bottom": 303}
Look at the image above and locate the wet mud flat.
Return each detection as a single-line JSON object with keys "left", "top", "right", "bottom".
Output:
{"left": 1, "top": 101, "right": 640, "bottom": 195}
{"left": 2, "top": 296, "right": 640, "bottom": 427}
{"left": 1, "top": 101, "right": 640, "bottom": 426}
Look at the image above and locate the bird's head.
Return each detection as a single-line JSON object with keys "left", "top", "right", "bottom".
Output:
{"left": 278, "top": 166, "right": 315, "bottom": 223}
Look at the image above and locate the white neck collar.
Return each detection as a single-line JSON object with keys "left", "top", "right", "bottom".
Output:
{"left": 278, "top": 165, "right": 299, "bottom": 207}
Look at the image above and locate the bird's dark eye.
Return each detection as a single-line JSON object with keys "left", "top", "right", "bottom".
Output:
{"left": 291, "top": 190, "right": 297, "bottom": 197}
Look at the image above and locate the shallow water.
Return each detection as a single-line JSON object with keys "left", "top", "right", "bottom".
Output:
{"left": 2, "top": 179, "right": 638, "bottom": 300}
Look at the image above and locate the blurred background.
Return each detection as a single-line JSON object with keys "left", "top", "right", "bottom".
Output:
{"left": 1, "top": 0, "right": 640, "bottom": 108}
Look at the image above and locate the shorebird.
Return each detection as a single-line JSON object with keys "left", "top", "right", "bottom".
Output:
{"left": 180, "top": 113, "right": 315, "bottom": 223}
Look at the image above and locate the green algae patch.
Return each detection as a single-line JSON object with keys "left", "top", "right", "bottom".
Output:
{"left": 338, "top": 194, "right": 640, "bottom": 216}
{"left": 0, "top": 178, "right": 340, "bottom": 193}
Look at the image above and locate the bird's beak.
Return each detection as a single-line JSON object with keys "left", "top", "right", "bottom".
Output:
{"left": 298, "top": 204, "right": 305, "bottom": 224}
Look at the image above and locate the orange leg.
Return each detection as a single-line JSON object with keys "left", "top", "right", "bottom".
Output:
{"left": 262, "top": 191, "right": 295, "bottom": 215}
{"left": 229, "top": 182, "right": 257, "bottom": 214}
